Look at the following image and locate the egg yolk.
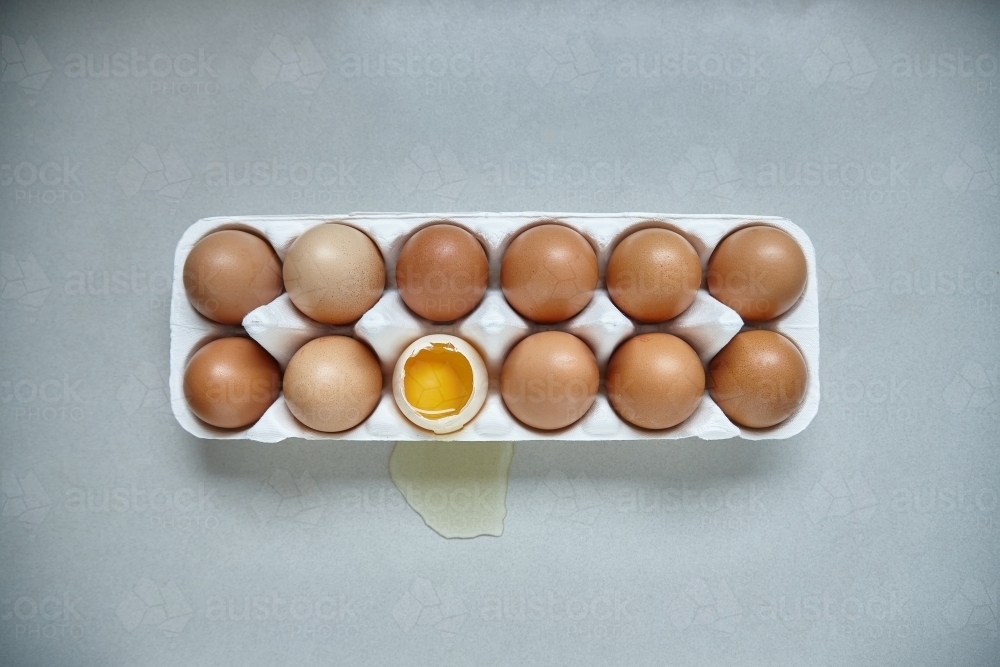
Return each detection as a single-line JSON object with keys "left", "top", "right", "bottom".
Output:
{"left": 402, "top": 344, "right": 474, "bottom": 420}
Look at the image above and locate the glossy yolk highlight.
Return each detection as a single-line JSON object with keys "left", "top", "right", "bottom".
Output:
{"left": 402, "top": 344, "right": 474, "bottom": 420}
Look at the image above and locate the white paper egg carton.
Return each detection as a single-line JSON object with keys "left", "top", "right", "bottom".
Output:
{"left": 169, "top": 213, "right": 820, "bottom": 441}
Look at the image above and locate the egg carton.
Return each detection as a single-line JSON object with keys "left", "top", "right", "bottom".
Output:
{"left": 169, "top": 213, "right": 820, "bottom": 442}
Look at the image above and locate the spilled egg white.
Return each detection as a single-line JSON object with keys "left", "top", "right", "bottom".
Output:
{"left": 392, "top": 334, "right": 488, "bottom": 435}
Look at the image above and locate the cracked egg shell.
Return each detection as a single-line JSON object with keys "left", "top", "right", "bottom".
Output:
{"left": 392, "top": 334, "right": 488, "bottom": 435}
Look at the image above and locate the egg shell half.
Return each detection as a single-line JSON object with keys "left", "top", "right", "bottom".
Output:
{"left": 392, "top": 334, "right": 489, "bottom": 435}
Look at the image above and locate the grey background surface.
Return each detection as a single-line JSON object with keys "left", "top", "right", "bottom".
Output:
{"left": 1, "top": 1, "right": 998, "bottom": 665}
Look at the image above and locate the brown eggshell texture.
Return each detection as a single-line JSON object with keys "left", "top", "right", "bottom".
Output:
{"left": 500, "top": 331, "right": 599, "bottom": 430}
{"left": 283, "top": 335, "right": 383, "bottom": 433}
{"left": 183, "top": 337, "right": 281, "bottom": 429}
{"left": 396, "top": 223, "right": 489, "bottom": 322}
{"left": 708, "top": 329, "right": 807, "bottom": 428}
{"left": 501, "top": 224, "right": 598, "bottom": 323}
{"left": 707, "top": 225, "right": 807, "bottom": 322}
{"left": 607, "top": 333, "right": 705, "bottom": 429}
{"left": 183, "top": 229, "right": 283, "bottom": 325}
{"left": 607, "top": 228, "right": 702, "bottom": 322}
{"left": 283, "top": 223, "right": 385, "bottom": 324}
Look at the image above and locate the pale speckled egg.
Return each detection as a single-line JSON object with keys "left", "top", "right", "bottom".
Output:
{"left": 283, "top": 223, "right": 385, "bottom": 324}
{"left": 283, "top": 335, "right": 383, "bottom": 432}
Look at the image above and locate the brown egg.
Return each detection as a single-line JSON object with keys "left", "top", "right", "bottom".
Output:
{"left": 500, "top": 224, "right": 598, "bottom": 323}
{"left": 283, "top": 335, "right": 383, "bottom": 432}
{"left": 708, "top": 330, "right": 807, "bottom": 428}
{"left": 183, "top": 337, "right": 281, "bottom": 429}
{"left": 283, "top": 223, "right": 385, "bottom": 324}
{"left": 396, "top": 223, "right": 489, "bottom": 322}
{"left": 607, "top": 228, "right": 702, "bottom": 322}
{"left": 500, "top": 331, "right": 599, "bottom": 430}
{"left": 183, "top": 229, "right": 283, "bottom": 324}
{"left": 607, "top": 333, "right": 705, "bottom": 429}
{"left": 707, "top": 225, "right": 807, "bottom": 322}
